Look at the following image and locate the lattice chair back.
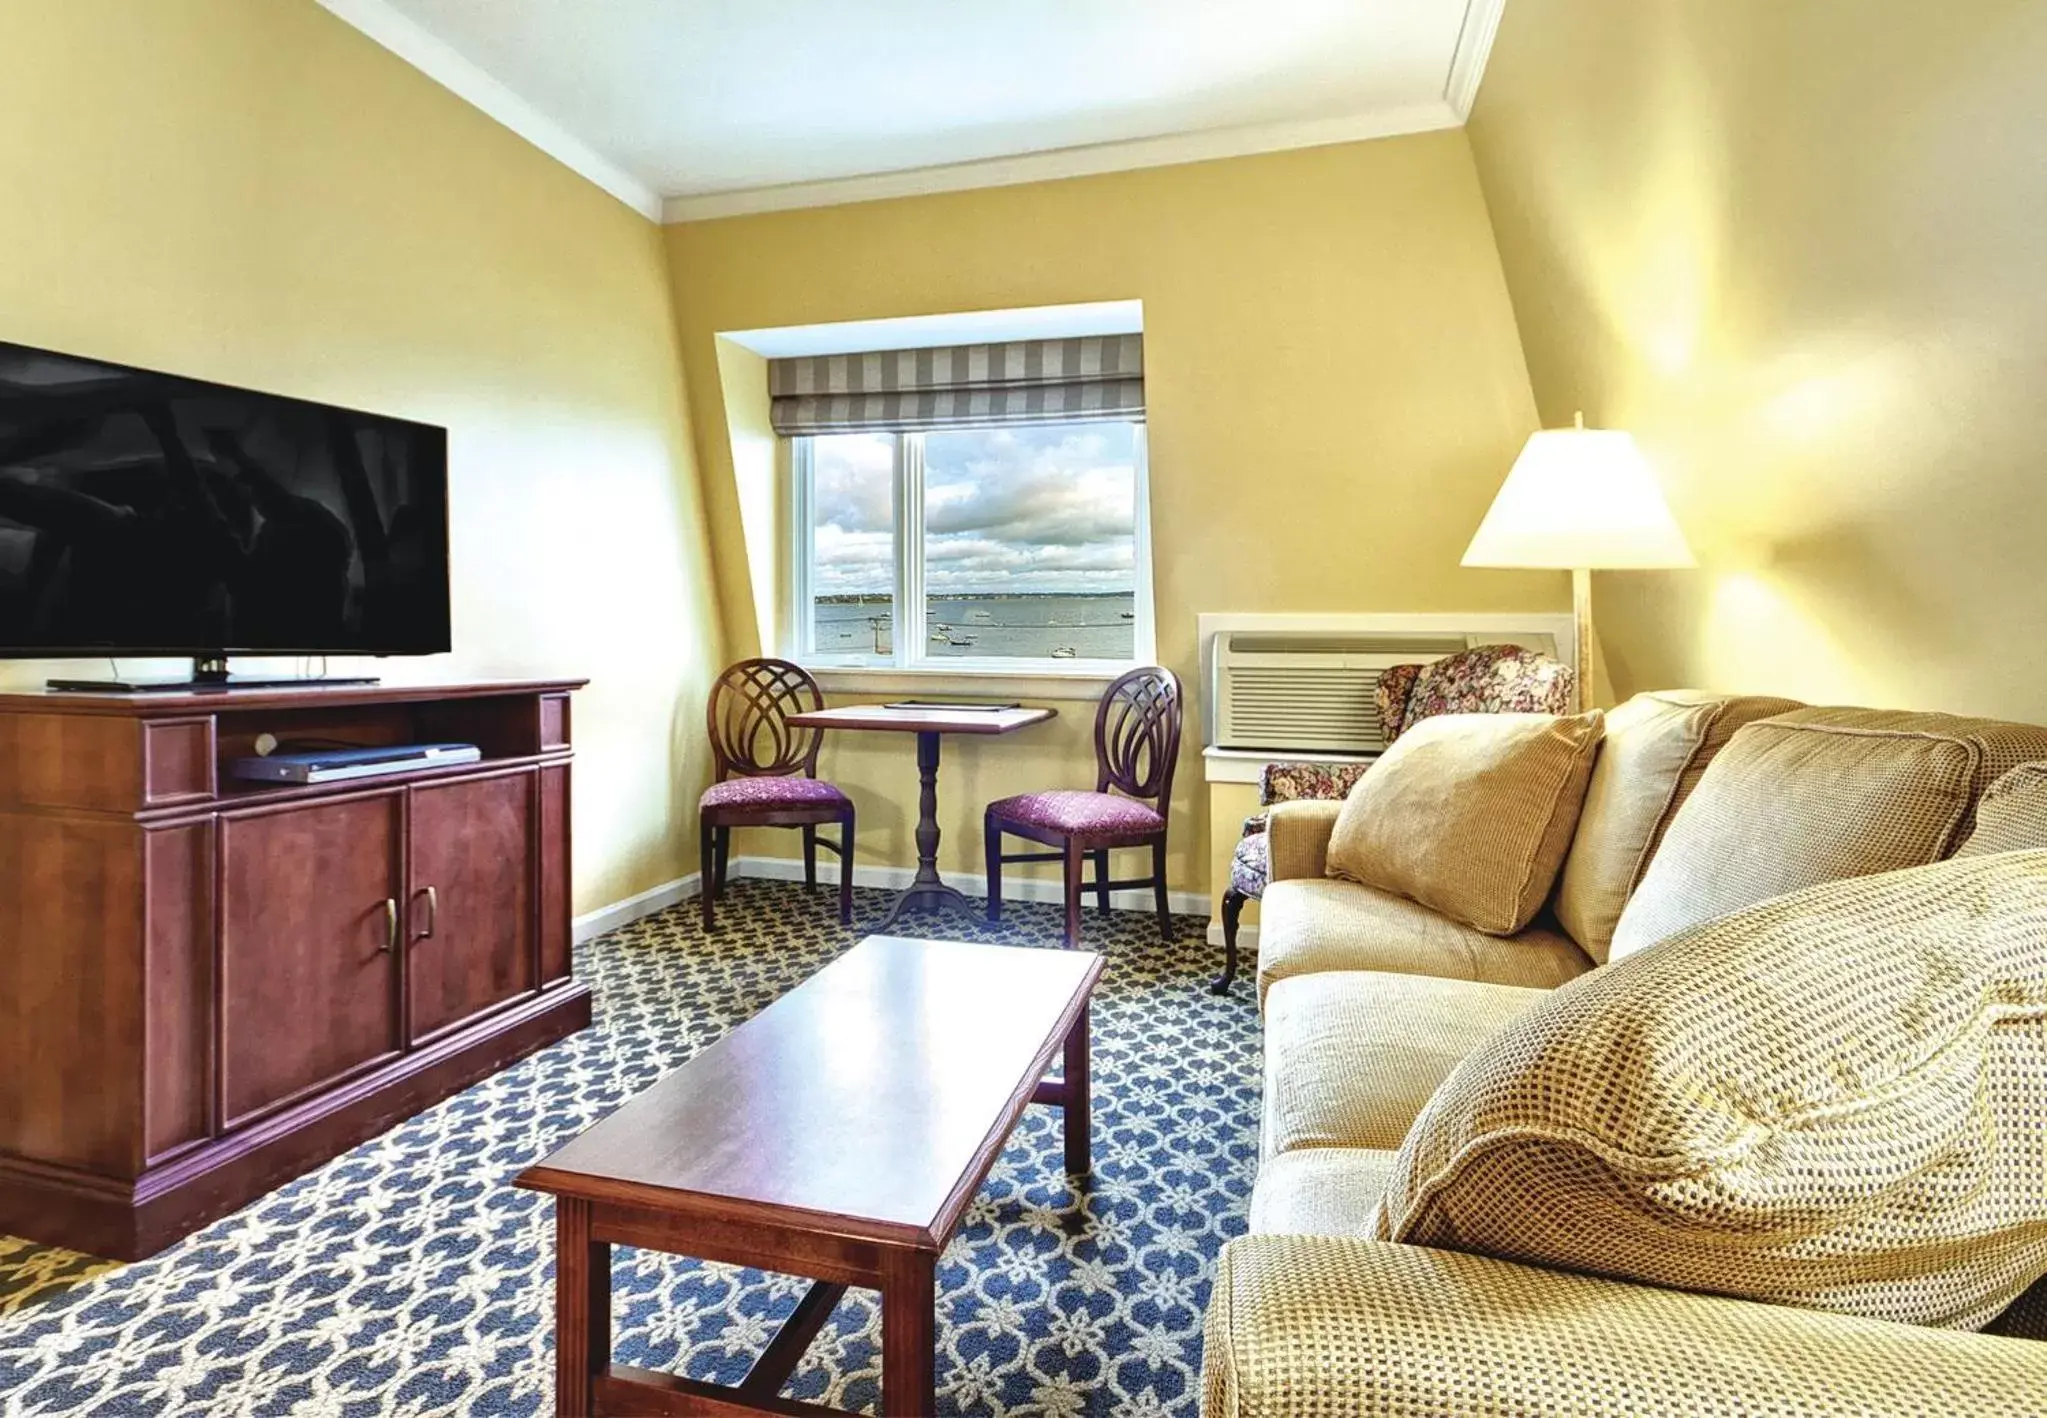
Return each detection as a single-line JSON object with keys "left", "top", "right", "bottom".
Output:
{"left": 1378, "top": 644, "right": 1577, "bottom": 744}
{"left": 1095, "top": 666, "right": 1183, "bottom": 808}
{"left": 706, "top": 658, "right": 826, "bottom": 781}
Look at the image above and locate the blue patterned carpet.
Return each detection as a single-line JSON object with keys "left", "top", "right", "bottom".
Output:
{"left": 0, "top": 880, "right": 1259, "bottom": 1416}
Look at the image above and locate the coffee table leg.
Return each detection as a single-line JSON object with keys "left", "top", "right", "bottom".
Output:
{"left": 554, "top": 1197, "right": 610, "bottom": 1418}
{"left": 881, "top": 1249, "right": 937, "bottom": 1418}
{"left": 1064, "top": 1001, "right": 1091, "bottom": 1175}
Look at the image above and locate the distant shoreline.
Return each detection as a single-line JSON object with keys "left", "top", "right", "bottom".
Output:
{"left": 816, "top": 591, "right": 1133, "bottom": 604}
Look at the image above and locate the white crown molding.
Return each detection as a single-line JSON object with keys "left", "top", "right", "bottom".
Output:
{"left": 1445, "top": 0, "right": 1508, "bottom": 120}
{"left": 313, "top": 0, "right": 662, "bottom": 220}
{"left": 661, "top": 101, "right": 1462, "bottom": 223}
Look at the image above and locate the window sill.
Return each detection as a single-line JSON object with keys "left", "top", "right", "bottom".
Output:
{"left": 808, "top": 664, "right": 1126, "bottom": 703}
{"left": 1202, "top": 745, "right": 1377, "bottom": 785}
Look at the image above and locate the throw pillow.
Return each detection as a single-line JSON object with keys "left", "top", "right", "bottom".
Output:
{"left": 1606, "top": 709, "right": 2014, "bottom": 960}
{"left": 1375, "top": 851, "right": 2047, "bottom": 1330}
{"left": 1957, "top": 762, "right": 2047, "bottom": 857}
{"left": 1325, "top": 710, "right": 1605, "bottom": 936}
{"left": 1553, "top": 690, "right": 1800, "bottom": 963}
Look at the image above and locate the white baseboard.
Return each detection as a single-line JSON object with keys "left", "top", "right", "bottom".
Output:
{"left": 1206, "top": 920, "right": 1260, "bottom": 951}
{"left": 572, "top": 857, "right": 1218, "bottom": 945}
{"left": 732, "top": 854, "right": 1211, "bottom": 918}
{"left": 572, "top": 873, "right": 701, "bottom": 943}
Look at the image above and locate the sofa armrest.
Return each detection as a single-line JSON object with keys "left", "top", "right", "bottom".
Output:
{"left": 1265, "top": 800, "right": 1343, "bottom": 882}
{"left": 1204, "top": 1236, "right": 2047, "bottom": 1418}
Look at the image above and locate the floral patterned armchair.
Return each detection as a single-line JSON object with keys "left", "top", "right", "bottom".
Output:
{"left": 1212, "top": 644, "right": 1576, "bottom": 992}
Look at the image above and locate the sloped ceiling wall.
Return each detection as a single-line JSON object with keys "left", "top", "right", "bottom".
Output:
{"left": 1467, "top": 0, "right": 2047, "bottom": 716}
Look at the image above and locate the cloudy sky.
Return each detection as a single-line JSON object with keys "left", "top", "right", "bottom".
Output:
{"left": 811, "top": 423, "right": 1138, "bottom": 596}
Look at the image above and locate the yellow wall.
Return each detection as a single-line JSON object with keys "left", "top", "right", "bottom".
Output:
{"left": 1467, "top": 0, "right": 2047, "bottom": 716}
{"left": 0, "top": 0, "right": 725, "bottom": 913}
{"left": 666, "top": 132, "right": 1557, "bottom": 893}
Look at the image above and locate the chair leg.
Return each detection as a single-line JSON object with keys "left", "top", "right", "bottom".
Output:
{"left": 714, "top": 827, "right": 731, "bottom": 895}
{"left": 1062, "top": 839, "right": 1084, "bottom": 950}
{"left": 803, "top": 825, "right": 818, "bottom": 891}
{"left": 1152, "top": 838, "right": 1173, "bottom": 942}
{"left": 1214, "top": 888, "right": 1246, "bottom": 995}
{"left": 985, "top": 815, "right": 1004, "bottom": 924}
{"left": 838, "top": 814, "right": 854, "bottom": 925}
{"left": 699, "top": 822, "right": 717, "bottom": 932}
{"left": 1092, "top": 849, "right": 1112, "bottom": 917}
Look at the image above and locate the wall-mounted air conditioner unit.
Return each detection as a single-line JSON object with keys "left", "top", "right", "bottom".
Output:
{"left": 1211, "top": 626, "right": 1561, "bottom": 755}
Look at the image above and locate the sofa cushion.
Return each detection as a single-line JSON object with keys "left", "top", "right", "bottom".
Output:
{"left": 1263, "top": 971, "right": 1550, "bottom": 1159}
{"left": 1957, "top": 763, "right": 2047, "bottom": 857}
{"left": 1554, "top": 691, "right": 1801, "bottom": 962}
{"left": 1606, "top": 707, "right": 2047, "bottom": 960}
{"left": 1376, "top": 851, "right": 2047, "bottom": 1330}
{"left": 1325, "top": 711, "right": 1606, "bottom": 935}
{"left": 1256, "top": 878, "right": 1595, "bottom": 1005}
{"left": 1203, "top": 1236, "right": 2047, "bottom": 1418}
{"left": 1249, "top": 1147, "right": 1397, "bottom": 1236}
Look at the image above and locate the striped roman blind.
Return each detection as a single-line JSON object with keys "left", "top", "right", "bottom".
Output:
{"left": 768, "top": 334, "right": 1144, "bottom": 435}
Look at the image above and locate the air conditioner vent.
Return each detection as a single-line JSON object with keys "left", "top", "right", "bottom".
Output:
{"left": 1211, "top": 626, "right": 1559, "bottom": 755}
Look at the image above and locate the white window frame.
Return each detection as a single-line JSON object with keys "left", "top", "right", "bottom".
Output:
{"left": 790, "top": 422, "right": 1155, "bottom": 677}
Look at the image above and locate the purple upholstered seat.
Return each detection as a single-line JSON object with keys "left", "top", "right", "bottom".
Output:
{"left": 986, "top": 788, "right": 1164, "bottom": 835}
{"left": 700, "top": 775, "right": 851, "bottom": 810}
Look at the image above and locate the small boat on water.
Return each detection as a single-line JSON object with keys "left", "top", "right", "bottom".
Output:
{"left": 1119, "top": 611, "right": 1136, "bottom": 620}
{"left": 1050, "top": 646, "right": 1078, "bottom": 659}
{"left": 968, "top": 609, "right": 994, "bottom": 622}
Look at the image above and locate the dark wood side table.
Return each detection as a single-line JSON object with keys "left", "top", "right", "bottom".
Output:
{"left": 785, "top": 703, "right": 1056, "bottom": 927}
{"left": 516, "top": 934, "right": 1102, "bottom": 1418}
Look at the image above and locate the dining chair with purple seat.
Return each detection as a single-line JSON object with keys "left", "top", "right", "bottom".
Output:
{"left": 699, "top": 658, "right": 854, "bottom": 931}
{"left": 984, "top": 666, "right": 1183, "bottom": 949}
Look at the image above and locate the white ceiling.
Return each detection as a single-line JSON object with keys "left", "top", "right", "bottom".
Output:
{"left": 318, "top": 0, "right": 1505, "bottom": 221}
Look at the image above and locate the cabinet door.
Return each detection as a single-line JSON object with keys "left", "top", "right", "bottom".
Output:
{"left": 220, "top": 793, "right": 404, "bottom": 1127}
{"left": 406, "top": 771, "right": 536, "bottom": 1043}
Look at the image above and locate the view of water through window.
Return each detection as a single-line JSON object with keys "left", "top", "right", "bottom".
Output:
{"left": 808, "top": 421, "right": 1139, "bottom": 661}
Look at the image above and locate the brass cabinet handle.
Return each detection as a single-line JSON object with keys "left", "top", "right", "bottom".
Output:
{"left": 423, "top": 885, "right": 439, "bottom": 939}
{"left": 381, "top": 898, "right": 399, "bottom": 954}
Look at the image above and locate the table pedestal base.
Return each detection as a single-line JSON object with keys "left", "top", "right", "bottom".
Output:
{"left": 878, "top": 879, "right": 977, "bottom": 929}
{"left": 875, "top": 729, "right": 985, "bottom": 928}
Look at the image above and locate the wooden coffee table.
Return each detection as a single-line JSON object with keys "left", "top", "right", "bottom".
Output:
{"left": 516, "top": 934, "right": 1104, "bottom": 1417}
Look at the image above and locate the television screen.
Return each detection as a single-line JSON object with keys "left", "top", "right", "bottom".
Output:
{"left": 0, "top": 340, "right": 450, "bottom": 657}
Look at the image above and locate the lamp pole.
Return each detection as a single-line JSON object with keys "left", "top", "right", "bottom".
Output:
{"left": 1573, "top": 566, "right": 1594, "bottom": 712}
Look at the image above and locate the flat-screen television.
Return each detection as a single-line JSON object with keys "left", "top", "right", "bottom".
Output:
{"left": 0, "top": 339, "right": 450, "bottom": 661}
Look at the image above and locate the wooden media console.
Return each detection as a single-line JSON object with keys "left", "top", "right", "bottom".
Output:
{"left": 0, "top": 678, "right": 591, "bottom": 1259}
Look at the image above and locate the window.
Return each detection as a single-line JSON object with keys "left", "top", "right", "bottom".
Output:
{"left": 793, "top": 419, "right": 1152, "bottom": 673}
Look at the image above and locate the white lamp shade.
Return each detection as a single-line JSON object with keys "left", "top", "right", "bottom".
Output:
{"left": 1462, "top": 426, "right": 1696, "bottom": 569}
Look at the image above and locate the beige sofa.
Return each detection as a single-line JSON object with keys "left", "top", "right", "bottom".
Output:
{"left": 1205, "top": 696, "right": 2047, "bottom": 1416}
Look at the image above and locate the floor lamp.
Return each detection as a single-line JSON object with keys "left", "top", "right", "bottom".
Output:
{"left": 1462, "top": 414, "right": 1694, "bottom": 709}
